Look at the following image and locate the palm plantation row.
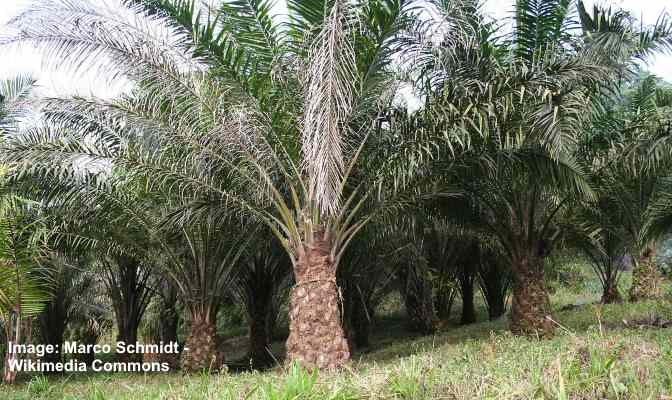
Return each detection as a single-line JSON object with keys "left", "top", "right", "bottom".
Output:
{"left": 0, "top": 0, "right": 671, "bottom": 384}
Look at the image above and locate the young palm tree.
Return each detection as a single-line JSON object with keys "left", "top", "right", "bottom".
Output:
{"left": 0, "top": 75, "right": 49, "bottom": 384}
{"left": 22, "top": 167, "right": 252, "bottom": 370}
{"left": 568, "top": 200, "right": 630, "bottom": 303}
{"left": 577, "top": 76, "right": 672, "bottom": 302}
{"left": 0, "top": 199, "right": 49, "bottom": 384}
{"left": 20, "top": 172, "right": 160, "bottom": 363}
{"left": 576, "top": 2, "right": 672, "bottom": 301}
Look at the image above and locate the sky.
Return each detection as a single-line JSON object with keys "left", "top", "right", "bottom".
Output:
{"left": 0, "top": 0, "right": 670, "bottom": 99}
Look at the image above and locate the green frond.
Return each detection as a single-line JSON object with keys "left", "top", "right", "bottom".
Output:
{"left": 513, "top": 0, "right": 574, "bottom": 63}
{"left": 0, "top": 75, "right": 36, "bottom": 135}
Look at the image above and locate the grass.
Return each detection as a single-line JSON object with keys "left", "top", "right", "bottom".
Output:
{"left": 2, "top": 271, "right": 672, "bottom": 400}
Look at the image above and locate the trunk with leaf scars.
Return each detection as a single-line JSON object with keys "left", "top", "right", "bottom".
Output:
{"left": 3, "top": 352, "right": 18, "bottom": 385}
{"left": 629, "top": 247, "right": 662, "bottom": 302}
{"left": 286, "top": 238, "right": 350, "bottom": 369}
{"left": 180, "top": 311, "right": 222, "bottom": 372}
{"left": 510, "top": 252, "right": 554, "bottom": 338}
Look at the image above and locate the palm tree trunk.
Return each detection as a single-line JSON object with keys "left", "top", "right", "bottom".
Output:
{"left": 115, "top": 316, "right": 141, "bottom": 363}
{"left": 459, "top": 271, "right": 477, "bottom": 325}
{"left": 601, "top": 279, "right": 622, "bottom": 304}
{"left": 39, "top": 302, "right": 66, "bottom": 367}
{"left": 247, "top": 307, "right": 274, "bottom": 369}
{"left": 180, "top": 310, "right": 222, "bottom": 372}
{"left": 286, "top": 238, "right": 350, "bottom": 369}
{"left": 629, "top": 247, "right": 662, "bottom": 302}
{"left": 158, "top": 303, "right": 180, "bottom": 369}
{"left": 3, "top": 314, "right": 20, "bottom": 384}
{"left": 74, "top": 323, "right": 102, "bottom": 366}
{"left": 510, "top": 253, "right": 554, "bottom": 337}
{"left": 487, "top": 297, "right": 507, "bottom": 320}
{"left": 435, "top": 285, "right": 456, "bottom": 320}
{"left": 478, "top": 260, "right": 510, "bottom": 320}
{"left": 2, "top": 351, "right": 17, "bottom": 384}
{"left": 402, "top": 265, "right": 436, "bottom": 334}
{"left": 107, "top": 256, "right": 151, "bottom": 363}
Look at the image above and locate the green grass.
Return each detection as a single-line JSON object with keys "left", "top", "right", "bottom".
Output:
{"left": 3, "top": 273, "right": 672, "bottom": 399}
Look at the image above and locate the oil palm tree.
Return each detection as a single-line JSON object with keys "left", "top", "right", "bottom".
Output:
{"left": 0, "top": 198, "right": 49, "bottom": 384}
{"left": 568, "top": 199, "right": 630, "bottom": 303}
{"left": 571, "top": 0, "right": 672, "bottom": 302}
{"left": 18, "top": 171, "right": 161, "bottom": 363}
{"left": 14, "top": 164, "right": 253, "bottom": 370}
{"left": 233, "top": 230, "right": 291, "bottom": 368}
{"left": 0, "top": 75, "right": 35, "bottom": 137}
{"left": 1, "top": 0, "right": 434, "bottom": 369}
{"left": 37, "top": 254, "right": 97, "bottom": 367}
{"left": 0, "top": 75, "right": 50, "bottom": 384}
{"left": 405, "top": 0, "right": 651, "bottom": 337}
{"left": 140, "top": 276, "right": 180, "bottom": 369}
{"left": 576, "top": 75, "right": 672, "bottom": 302}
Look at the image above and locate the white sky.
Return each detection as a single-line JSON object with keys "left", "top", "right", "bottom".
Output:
{"left": 0, "top": 0, "right": 670, "bottom": 99}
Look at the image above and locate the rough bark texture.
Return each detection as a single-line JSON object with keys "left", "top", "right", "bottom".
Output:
{"left": 180, "top": 316, "right": 223, "bottom": 372}
{"left": 510, "top": 255, "right": 554, "bottom": 338}
{"left": 629, "top": 248, "right": 662, "bottom": 302}
{"left": 286, "top": 239, "right": 350, "bottom": 370}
